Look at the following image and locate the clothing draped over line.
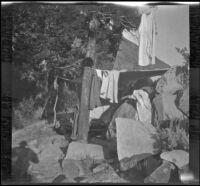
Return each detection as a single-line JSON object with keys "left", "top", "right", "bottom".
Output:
{"left": 100, "top": 70, "right": 120, "bottom": 103}
{"left": 89, "top": 69, "right": 102, "bottom": 110}
{"left": 132, "top": 89, "right": 152, "bottom": 127}
{"left": 89, "top": 69, "right": 120, "bottom": 121}
{"left": 88, "top": 69, "right": 168, "bottom": 111}
{"left": 138, "top": 11, "right": 156, "bottom": 66}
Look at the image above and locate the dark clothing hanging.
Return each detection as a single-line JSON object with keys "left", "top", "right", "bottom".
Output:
{"left": 89, "top": 69, "right": 102, "bottom": 110}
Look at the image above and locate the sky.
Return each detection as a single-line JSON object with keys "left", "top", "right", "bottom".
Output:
{"left": 155, "top": 5, "right": 189, "bottom": 66}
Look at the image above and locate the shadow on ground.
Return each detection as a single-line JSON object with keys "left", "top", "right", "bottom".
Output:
{"left": 11, "top": 140, "right": 39, "bottom": 183}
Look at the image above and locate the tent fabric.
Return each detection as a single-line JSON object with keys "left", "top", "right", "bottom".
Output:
{"left": 113, "top": 37, "right": 170, "bottom": 71}
{"left": 118, "top": 69, "right": 168, "bottom": 99}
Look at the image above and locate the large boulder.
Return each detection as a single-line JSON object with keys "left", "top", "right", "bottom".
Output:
{"left": 65, "top": 142, "right": 104, "bottom": 161}
{"left": 107, "top": 102, "right": 137, "bottom": 139}
{"left": 152, "top": 92, "right": 186, "bottom": 126}
{"left": 178, "top": 86, "right": 189, "bottom": 117}
{"left": 156, "top": 66, "right": 188, "bottom": 94}
{"left": 62, "top": 159, "right": 85, "bottom": 182}
{"left": 115, "top": 118, "right": 160, "bottom": 171}
{"left": 160, "top": 150, "right": 189, "bottom": 169}
{"left": 81, "top": 163, "right": 128, "bottom": 183}
{"left": 144, "top": 160, "right": 174, "bottom": 183}
{"left": 29, "top": 139, "right": 64, "bottom": 183}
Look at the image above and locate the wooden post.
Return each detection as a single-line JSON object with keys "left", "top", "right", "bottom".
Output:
{"left": 71, "top": 104, "right": 79, "bottom": 140}
{"left": 77, "top": 67, "right": 92, "bottom": 142}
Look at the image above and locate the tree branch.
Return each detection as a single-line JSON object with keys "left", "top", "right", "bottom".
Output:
{"left": 55, "top": 59, "right": 83, "bottom": 69}
{"left": 57, "top": 76, "right": 72, "bottom": 82}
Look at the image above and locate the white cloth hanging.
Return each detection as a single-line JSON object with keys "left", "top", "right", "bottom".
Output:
{"left": 132, "top": 89, "right": 152, "bottom": 127}
{"left": 96, "top": 69, "right": 103, "bottom": 80}
{"left": 138, "top": 11, "right": 156, "bottom": 66}
{"left": 100, "top": 70, "right": 120, "bottom": 103}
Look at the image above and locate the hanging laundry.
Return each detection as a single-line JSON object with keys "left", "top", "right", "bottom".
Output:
{"left": 138, "top": 10, "right": 156, "bottom": 66}
{"left": 96, "top": 69, "right": 103, "bottom": 80}
{"left": 89, "top": 69, "right": 102, "bottom": 110}
{"left": 132, "top": 89, "right": 152, "bottom": 127}
{"left": 100, "top": 70, "right": 120, "bottom": 103}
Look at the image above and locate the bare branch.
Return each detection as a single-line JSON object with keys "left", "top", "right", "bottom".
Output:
{"left": 55, "top": 59, "right": 83, "bottom": 69}
{"left": 57, "top": 76, "right": 71, "bottom": 82}
{"left": 53, "top": 76, "right": 58, "bottom": 127}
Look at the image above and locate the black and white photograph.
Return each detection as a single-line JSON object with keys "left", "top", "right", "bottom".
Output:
{"left": 1, "top": 2, "right": 199, "bottom": 184}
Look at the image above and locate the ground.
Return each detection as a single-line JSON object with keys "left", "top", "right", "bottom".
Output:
{"left": 10, "top": 120, "right": 186, "bottom": 184}
{"left": 11, "top": 121, "right": 129, "bottom": 183}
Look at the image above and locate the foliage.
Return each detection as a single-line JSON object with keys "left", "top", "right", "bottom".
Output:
{"left": 12, "top": 4, "right": 140, "bottom": 121}
{"left": 176, "top": 47, "right": 189, "bottom": 68}
{"left": 12, "top": 97, "right": 42, "bottom": 129}
{"left": 157, "top": 120, "right": 189, "bottom": 152}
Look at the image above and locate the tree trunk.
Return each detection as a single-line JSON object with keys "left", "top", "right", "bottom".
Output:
{"left": 86, "top": 37, "right": 96, "bottom": 66}
{"left": 86, "top": 17, "right": 99, "bottom": 67}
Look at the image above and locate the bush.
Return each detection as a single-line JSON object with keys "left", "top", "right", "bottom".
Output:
{"left": 18, "top": 97, "right": 35, "bottom": 119}
{"left": 12, "top": 97, "right": 42, "bottom": 130}
{"left": 12, "top": 109, "right": 24, "bottom": 129}
{"left": 157, "top": 120, "right": 189, "bottom": 152}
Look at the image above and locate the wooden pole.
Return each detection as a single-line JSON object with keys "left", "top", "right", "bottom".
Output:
{"left": 77, "top": 67, "right": 92, "bottom": 142}
{"left": 76, "top": 17, "right": 99, "bottom": 142}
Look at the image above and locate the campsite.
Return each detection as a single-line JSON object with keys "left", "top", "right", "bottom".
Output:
{"left": 7, "top": 3, "right": 195, "bottom": 184}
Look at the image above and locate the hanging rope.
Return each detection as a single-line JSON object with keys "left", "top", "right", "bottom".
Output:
{"left": 53, "top": 76, "right": 59, "bottom": 128}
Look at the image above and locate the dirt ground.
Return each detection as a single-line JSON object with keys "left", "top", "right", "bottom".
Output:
{"left": 11, "top": 121, "right": 129, "bottom": 183}
{"left": 10, "top": 120, "right": 183, "bottom": 184}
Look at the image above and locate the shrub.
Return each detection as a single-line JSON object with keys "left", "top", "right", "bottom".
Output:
{"left": 157, "top": 120, "right": 189, "bottom": 152}
{"left": 12, "top": 97, "right": 42, "bottom": 130}
{"left": 18, "top": 97, "right": 35, "bottom": 119}
{"left": 12, "top": 109, "right": 24, "bottom": 129}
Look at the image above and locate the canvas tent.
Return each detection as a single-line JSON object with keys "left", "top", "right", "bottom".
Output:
{"left": 113, "top": 36, "right": 170, "bottom": 71}
{"left": 76, "top": 42, "right": 170, "bottom": 142}
{"left": 74, "top": 7, "right": 171, "bottom": 141}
